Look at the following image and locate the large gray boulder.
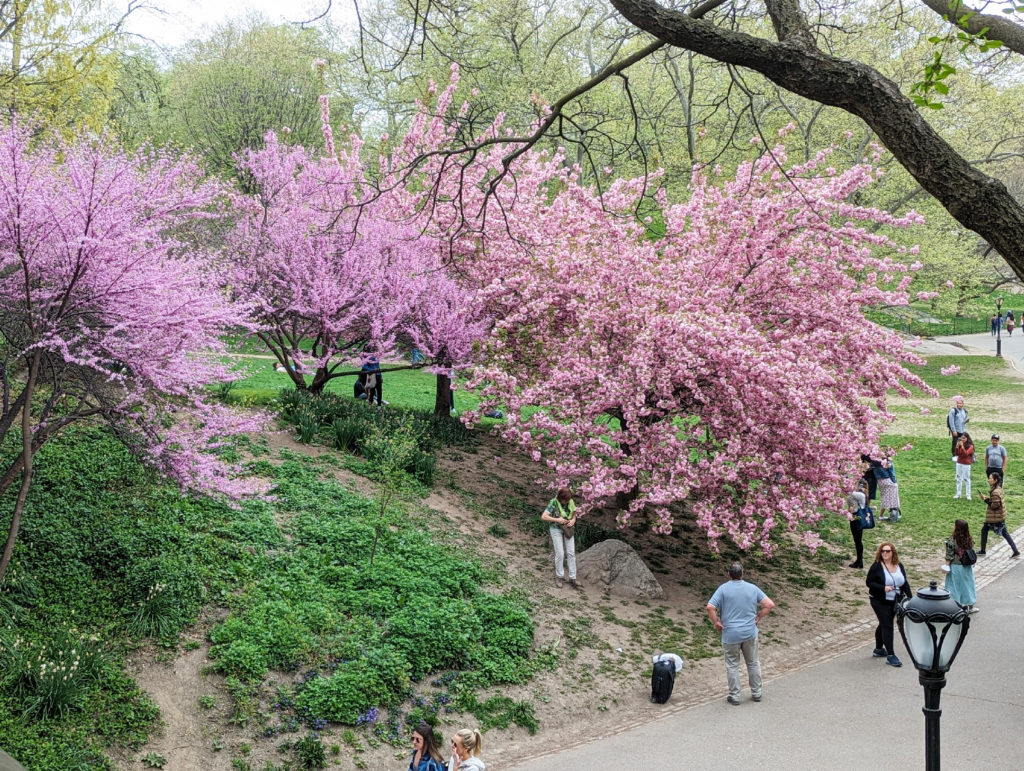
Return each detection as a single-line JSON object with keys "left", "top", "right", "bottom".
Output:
{"left": 576, "top": 539, "right": 665, "bottom": 599}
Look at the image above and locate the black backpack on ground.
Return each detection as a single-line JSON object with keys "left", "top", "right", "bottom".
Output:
{"left": 650, "top": 658, "right": 676, "bottom": 704}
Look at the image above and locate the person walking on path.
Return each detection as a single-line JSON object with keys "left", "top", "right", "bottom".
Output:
{"left": 540, "top": 487, "right": 582, "bottom": 589}
{"left": 866, "top": 542, "right": 912, "bottom": 668}
{"left": 447, "top": 728, "right": 485, "bottom": 771}
{"left": 706, "top": 562, "right": 775, "bottom": 705}
{"left": 985, "top": 434, "right": 1007, "bottom": 481}
{"left": 947, "top": 396, "right": 969, "bottom": 460}
{"left": 409, "top": 723, "right": 446, "bottom": 771}
{"left": 979, "top": 472, "right": 1020, "bottom": 557}
{"left": 847, "top": 480, "right": 868, "bottom": 569}
{"left": 954, "top": 432, "right": 975, "bottom": 500}
{"left": 945, "top": 519, "right": 979, "bottom": 613}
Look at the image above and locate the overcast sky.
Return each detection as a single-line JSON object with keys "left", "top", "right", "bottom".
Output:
{"left": 124, "top": 0, "right": 355, "bottom": 50}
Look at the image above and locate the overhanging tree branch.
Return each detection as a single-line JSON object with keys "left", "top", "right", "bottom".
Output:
{"left": 605, "top": 0, "right": 1024, "bottom": 276}
{"left": 920, "top": 0, "right": 1024, "bottom": 56}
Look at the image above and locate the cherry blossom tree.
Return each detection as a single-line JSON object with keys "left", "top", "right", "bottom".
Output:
{"left": 463, "top": 145, "right": 937, "bottom": 553}
{"left": 0, "top": 122, "right": 262, "bottom": 582}
{"left": 384, "top": 72, "right": 937, "bottom": 553}
{"left": 227, "top": 96, "right": 489, "bottom": 402}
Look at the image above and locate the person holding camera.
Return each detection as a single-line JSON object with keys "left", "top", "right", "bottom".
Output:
{"left": 540, "top": 487, "right": 582, "bottom": 589}
{"left": 979, "top": 472, "right": 1020, "bottom": 557}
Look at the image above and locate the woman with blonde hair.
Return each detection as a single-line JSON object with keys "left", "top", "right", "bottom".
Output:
{"left": 865, "top": 542, "right": 912, "bottom": 668}
{"left": 448, "top": 728, "right": 485, "bottom": 771}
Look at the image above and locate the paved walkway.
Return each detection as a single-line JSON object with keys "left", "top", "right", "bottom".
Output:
{"left": 511, "top": 531, "right": 1024, "bottom": 770}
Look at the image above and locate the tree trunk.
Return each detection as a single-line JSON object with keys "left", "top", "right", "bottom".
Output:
{"left": 434, "top": 372, "right": 454, "bottom": 417}
{"left": 0, "top": 353, "right": 39, "bottom": 584}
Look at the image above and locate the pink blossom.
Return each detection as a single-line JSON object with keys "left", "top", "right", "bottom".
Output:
{"left": 940, "top": 365, "right": 961, "bottom": 375}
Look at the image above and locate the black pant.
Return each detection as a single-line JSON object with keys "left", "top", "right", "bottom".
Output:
{"left": 980, "top": 522, "right": 1019, "bottom": 554}
{"left": 850, "top": 521, "right": 864, "bottom": 566}
{"left": 870, "top": 597, "right": 897, "bottom": 655}
{"left": 986, "top": 466, "right": 1004, "bottom": 482}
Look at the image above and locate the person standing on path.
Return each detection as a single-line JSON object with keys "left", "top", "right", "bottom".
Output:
{"left": 945, "top": 519, "right": 979, "bottom": 613}
{"left": 985, "top": 434, "right": 1007, "bottom": 482}
{"left": 979, "top": 472, "right": 1020, "bottom": 557}
{"left": 865, "top": 542, "right": 912, "bottom": 668}
{"left": 706, "top": 562, "right": 775, "bottom": 705}
{"left": 540, "top": 487, "right": 582, "bottom": 589}
{"left": 954, "top": 432, "right": 975, "bottom": 500}
{"left": 847, "top": 480, "right": 868, "bottom": 569}
{"left": 947, "top": 396, "right": 969, "bottom": 460}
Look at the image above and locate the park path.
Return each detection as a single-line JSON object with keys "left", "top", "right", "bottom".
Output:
{"left": 508, "top": 522, "right": 1024, "bottom": 770}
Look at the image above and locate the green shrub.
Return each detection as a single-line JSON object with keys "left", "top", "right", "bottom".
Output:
{"left": 296, "top": 411, "right": 319, "bottom": 443}
{"left": 295, "top": 650, "right": 410, "bottom": 724}
{"left": 385, "top": 600, "right": 479, "bottom": 678}
{"left": 4, "top": 626, "right": 106, "bottom": 720}
{"left": 293, "top": 733, "right": 327, "bottom": 769}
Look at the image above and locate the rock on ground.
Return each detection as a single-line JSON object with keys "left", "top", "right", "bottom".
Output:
{"left": 576, "top": 539, "right": 665, "bottom": 599}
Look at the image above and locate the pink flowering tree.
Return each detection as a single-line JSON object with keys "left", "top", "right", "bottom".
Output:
{"left": 227, "top": 96, "right": 490, "bottom": 404}
{"left": 384, "top": 72, "right": 937, "bottom": 553}
{"left": 465, "top": 150, "right": 936, "bottom": 553}
{"left": 0, "top": 122, "right": 263, "bottom": 582}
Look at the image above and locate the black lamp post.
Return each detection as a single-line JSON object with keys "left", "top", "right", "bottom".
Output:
{"left": 896, "top": 581, "right": 971, "bottom": 771}
{"left": 997, "top": 296, "right": 1004, "bottom": 358}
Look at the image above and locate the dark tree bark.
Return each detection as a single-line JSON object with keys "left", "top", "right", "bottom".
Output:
{"left": 434, "top": 371, "right": 455, "bottom": 417}
{"left": 604, "top": 0, "right": 1024, "bottom": 277}
{"left": 919, "top": 0, "right": 1024, "bottom": 56}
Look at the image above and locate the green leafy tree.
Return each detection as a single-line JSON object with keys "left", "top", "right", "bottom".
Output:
{"left": 162, "top": 19, "right": 342, "bottom": 179}
{"left": 0, "top": 0, "right": 140, "bottom": 131}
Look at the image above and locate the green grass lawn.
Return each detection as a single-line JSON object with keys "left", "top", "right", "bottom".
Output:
{"left": 835, "top": 354, "right": 1024, "bottom": 566}
{"left": 223, "top": 358, "right": 485, "bottom": 415}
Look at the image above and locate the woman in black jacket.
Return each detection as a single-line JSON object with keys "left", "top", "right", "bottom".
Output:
{"left": 865, "top": 541, "right": 912, "bottom": 668}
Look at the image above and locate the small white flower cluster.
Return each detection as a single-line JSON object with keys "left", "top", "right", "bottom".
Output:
{"left": 144, "top": 583, "right": 168, "bottom": 603}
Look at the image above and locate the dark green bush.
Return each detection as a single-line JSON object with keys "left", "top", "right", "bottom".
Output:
{"left": 295, "top": 650, "right": 410, "bottom": 724}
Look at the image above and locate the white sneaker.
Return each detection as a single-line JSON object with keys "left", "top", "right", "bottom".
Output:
{"left": 954, "top": 495, "right": 961, "bottom": 499}
{"left": 952, "top": 456, "right": 957, "bottom": 462}
{"left": 967, "top": 496, "right": 972, "bottom": 500}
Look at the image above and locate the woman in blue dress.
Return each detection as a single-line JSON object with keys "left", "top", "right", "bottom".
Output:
{"left": 945, "top": 519, "right": 978, "bottom": 613}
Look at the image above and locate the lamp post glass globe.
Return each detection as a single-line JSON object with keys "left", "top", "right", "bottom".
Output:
{"left": 897, "top": 580, "right": 970, "bottom": 673}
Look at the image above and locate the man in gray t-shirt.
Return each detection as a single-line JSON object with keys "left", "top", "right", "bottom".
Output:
{"left": 986, "top": 434, "right": 1007, "bottom": 480}
{"left": 706, "top": 562, "right": 775, "bottom": 705}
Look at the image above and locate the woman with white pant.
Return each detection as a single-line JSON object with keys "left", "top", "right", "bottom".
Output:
{"left": 954, "top": 432, "right": 974, "bottom": 500}
{"left": 540, "top": 487, "right": 583, "bottom": 589}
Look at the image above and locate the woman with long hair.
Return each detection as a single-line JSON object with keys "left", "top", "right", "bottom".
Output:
{"left": 865, "top": 542, "right": 912, "bottom": 668}
{"left": 953, "top": 432, "right": 974, "bottom": 500}
{"left": 945, "top": 519, "right": 978, "bottom": 613}
{"left": 980, "top": 472, "right": 1021, "bottom": 557}
{"left": 408, "top": 723, "right": 445, "bottom": 771}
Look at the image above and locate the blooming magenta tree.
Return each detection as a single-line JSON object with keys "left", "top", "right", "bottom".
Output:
{"left": 0, "top": 122, "right": 262, "bottom": 581}
{"left": 385, "top": 70, "right": 937, "bottom": 553}
{"left": 227, "top": 107, "right": 489, "bottom": 405}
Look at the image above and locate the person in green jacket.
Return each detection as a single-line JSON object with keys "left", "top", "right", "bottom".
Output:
{"left": 540, "top": 487, "right": 582, "bottom": 589}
